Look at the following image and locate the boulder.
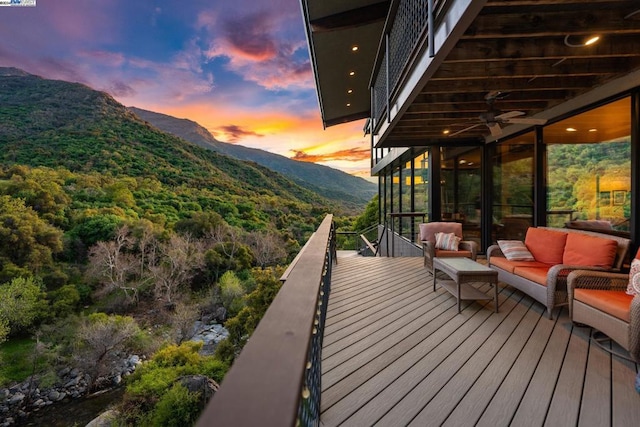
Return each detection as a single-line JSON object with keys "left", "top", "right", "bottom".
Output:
{"left": 178, "top": 375, "right": 219, "bottom": 402}
{"left": 8, "top": 393, "right": 25, "bottom": 405}
{"left": 85, "top": 409, "right": 119, "bottom": 427}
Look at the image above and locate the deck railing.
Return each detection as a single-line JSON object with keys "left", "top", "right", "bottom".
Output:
{"left": 197, "top": 214, "right": 336, "bottom": 426}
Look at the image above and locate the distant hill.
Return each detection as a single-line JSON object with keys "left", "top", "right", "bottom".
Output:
{"left": 128, "top": 107, "right": 376, "bottom": 206}
{"left": 0, "top": 67, "right": 345, "bottom": 215}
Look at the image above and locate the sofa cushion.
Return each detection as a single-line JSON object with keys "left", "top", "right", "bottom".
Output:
{"left": 512, "top": 266, "right": 551, "bottom": 285}
{"left": 419, "top": 222, "right": 462, "bottom": 244}
{"left": 497, "top": 240, "right": 535, "bottom": 261}
{"left": 574, "top": 289, "right": 632, "bottom": 322}
{"left": 435, "top": 249, "right": 472, "bottom": 258}
{"left": 562, "top": 233, "right": 617, "bottom": 268}
{"left": 490, "top": 257, "right": 549, "bottom": 274}
{"left": 524, "top": 228, "right": 567, "bottom": 265}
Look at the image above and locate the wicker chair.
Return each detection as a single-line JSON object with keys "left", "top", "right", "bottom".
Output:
{"left": 419, "top": 222, "right": 478, "bottom": 275}
{"left": 568, "top": 268, "right": 640, "bottom": 363}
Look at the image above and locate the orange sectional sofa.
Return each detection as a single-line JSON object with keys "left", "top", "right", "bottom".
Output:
{"left": 487, "top": 227, "right": 631, "bottom": 319}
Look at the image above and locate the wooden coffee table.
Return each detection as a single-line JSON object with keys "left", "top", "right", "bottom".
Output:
{"left": 432, "top": 257, "right": 499, "bottom": 313}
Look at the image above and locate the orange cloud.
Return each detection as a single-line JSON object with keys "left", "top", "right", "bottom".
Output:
{"left": 291, "top": 147, "right": 370, "bottom": 163}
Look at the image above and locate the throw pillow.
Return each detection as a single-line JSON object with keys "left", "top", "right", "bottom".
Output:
{"left": 434, "top": 232, "right": 461, "bottom": 251}
{"left": 497, "top": 240, "right": 535, "bottom": 261}
{"left": 627, "top": 258, "right": 640, "bottom": 296}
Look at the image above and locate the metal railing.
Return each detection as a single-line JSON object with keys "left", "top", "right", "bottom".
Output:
{"left": 371, "top": 0, "right": 451, "bottom": 135}
{"left": 337, "top": 224, "right": 380, "bottom": 255}
{"left": 197, "top": 215, "right": 336, "bottom": 426}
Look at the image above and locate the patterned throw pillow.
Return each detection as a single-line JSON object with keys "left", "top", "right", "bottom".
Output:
{"left": 627, "top": 258, "right": 640, "bottom": 296}
{"left": 497, "top": 240, "right": 535, "bottom": 261}
{"left": 434, "top": 232, "right": 461, "bottom": 251}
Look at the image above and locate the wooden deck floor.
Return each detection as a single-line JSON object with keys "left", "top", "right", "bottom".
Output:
{"left": 321, "top": 256, "right": 640, "bottom": 426}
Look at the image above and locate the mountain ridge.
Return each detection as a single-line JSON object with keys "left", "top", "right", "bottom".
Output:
{"left": 0, "top": 67, "right": 344, "bottom": 212}
{"left": 128, "top": 107, "right": 376, "bottom": 206}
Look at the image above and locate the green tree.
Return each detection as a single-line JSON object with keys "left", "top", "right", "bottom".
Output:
{"left": 215, "top": 268, "right": 283, "bottom": 364}
{"left": 0, "top": 196, "right": 63, "bottom": 281}
{"left": 353, "top": 194, "right": 379, "bottom": 231}
{"left": 73, "top": 313, "right": 142, "bottom": 390}
{"left": 0, "top": 276, "right": 49, "bottom": 336}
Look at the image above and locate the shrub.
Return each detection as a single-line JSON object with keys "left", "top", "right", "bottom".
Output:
{"left": 120, "top": 342, "right": 228, "bottom": 424}
{"left": 148, "top": 383, "right": 202, "bottom": 426}
{"left": 48, "top": 284, "right": 81, "bottom": 317}
{"left": 219, "top": 271, "right": 246, "bottom": 317}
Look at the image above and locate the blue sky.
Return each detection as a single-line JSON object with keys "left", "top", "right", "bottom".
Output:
{"left": 0, "top": 0, "right": 372, "bottom": 177}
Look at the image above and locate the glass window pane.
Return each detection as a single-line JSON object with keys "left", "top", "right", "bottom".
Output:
{"left": 493, "top": 132, "right": 535, "bottom": 242}
{"left": 545, "top": 97, "right": 630, "bottom": 233}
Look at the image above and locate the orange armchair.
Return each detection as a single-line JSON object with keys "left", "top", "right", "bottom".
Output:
{"left": 419, "top": 222, "right": 478, "bottom": 275}
{"left": 568, "top": 248, "right": 640, "bottom": 362}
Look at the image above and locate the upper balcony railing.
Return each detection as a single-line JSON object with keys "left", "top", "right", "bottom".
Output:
{"left": 196, "top": 214, "right": 336, "bottom": 427}
{"left": 371, "top": 0, "right": 452, "bottom": 137}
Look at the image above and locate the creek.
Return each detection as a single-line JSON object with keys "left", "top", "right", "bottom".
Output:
{"left": 14, "top": 387, "right": 124, "bottom": 427}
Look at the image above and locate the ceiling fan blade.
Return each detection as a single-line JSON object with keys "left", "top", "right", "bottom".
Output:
{"left": 496, "top": 110, "right": 525, "bottom": 120}
{"left": 503, "top": 117, "right": 548, "bottom": 125}
{"left": 485, "top": 90, "right": 510, "bottom": 101}
{"left": 448, "top": 123, "right": 481, "bottom": 137}
{"left": 487, "top": 122, "right": 502, "bottom": 137}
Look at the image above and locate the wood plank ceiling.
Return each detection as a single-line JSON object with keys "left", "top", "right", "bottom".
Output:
{"left": 384, "top": 0, "right": 640, "bottom": 146}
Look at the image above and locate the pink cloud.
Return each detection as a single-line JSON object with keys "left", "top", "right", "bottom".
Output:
{"left": 222, "top": 13, "right": 278, "bottom": 61}
{"left": 203, "top": 10, "right": 313, "bottom": 90}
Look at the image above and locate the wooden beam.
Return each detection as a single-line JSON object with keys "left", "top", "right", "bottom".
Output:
{"left": 431, "top": 57, "right": 640, "bottom": 80}
{"left": 310, "top": 1, "right": 390, "bottom": 33}
{"left": 466, "top": 8, "right": 640, "bottom": 39}
{"left": 445, "top": 34, "right": 640, "bottom": 63}
{"left": 413, "top": 89, "right": 573, "bottom": 105}
{"left": 420, "top": 76, "right": 596, "bottom": 94}
{"left": 406, "top": 100, "right": 549, "bottom": 114}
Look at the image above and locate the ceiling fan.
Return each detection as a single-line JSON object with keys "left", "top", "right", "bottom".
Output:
{"left": 448, "top": 91, "right": 548, "bottom": 137}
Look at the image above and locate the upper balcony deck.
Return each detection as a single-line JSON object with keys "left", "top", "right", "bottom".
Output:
{"left": 323, "top": 255, "right": 640, "bottom": 426}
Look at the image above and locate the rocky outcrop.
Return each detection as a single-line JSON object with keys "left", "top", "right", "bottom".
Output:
{"left": 191, "top": 321, "right": 229, "bottom": 356}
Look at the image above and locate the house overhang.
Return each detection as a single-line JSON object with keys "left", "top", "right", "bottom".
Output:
{"left": 300, "top": 0, "right": 390, "bottom": 128}
{"left": 302, "top": 0, "right": 640, "bottom": 143}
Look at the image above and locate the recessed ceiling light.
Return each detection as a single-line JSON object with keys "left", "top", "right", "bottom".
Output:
{"left": 349, "top": 71, "right": 355, "bottom": 76}
{"left": 459, "top": 159, "right": 467, "bottom": 164}
{"left": 564, "top": 34, "right": 600, "bottom": 47}
{"left": 346, "top": 103, "right": 351, "bottom": 107}
{"left": 351, "top": 46, "right": 359, "bottom": 52}
{"left": 443, "top": 130, "right": 450, "bottom": 135}
{"left": 566, "top": 127, "right": 577, "bottom": 132}
{"left": 585, "top": 36, "right": 600, "bottom": 46}
{"left": 589, "top": 128, "right": 598, "bottom": 132}
{"left": 347, "top": 89, "right": 353, "bottom": 94}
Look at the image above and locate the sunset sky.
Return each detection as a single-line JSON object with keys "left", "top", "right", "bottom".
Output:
{"left": 0, "top": 0, "right": 373, "bottom": 179}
